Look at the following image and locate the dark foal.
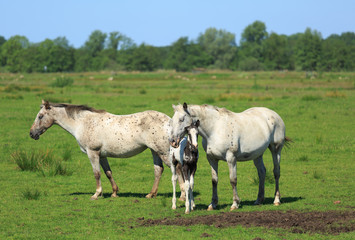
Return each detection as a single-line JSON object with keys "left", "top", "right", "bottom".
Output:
{"left": 170, "top": 120, "right": 199, "bottom": 214}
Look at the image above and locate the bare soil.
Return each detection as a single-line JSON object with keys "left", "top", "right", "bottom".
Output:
{"left": 138, "top": 210, "right": 355, "bottom": 235}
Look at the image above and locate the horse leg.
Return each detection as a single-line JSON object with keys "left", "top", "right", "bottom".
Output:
{"left": 176, "top": 164, "right": 186, "bottom": 201}
{"left": 146, "top": 150, "right": 164, "bottom": 198}
{"left": 87, "top": 150, "right": 102, "bottom": 200}
{"left": 190, "top": 164, "right": 197, "bottom": 210}
{"left": 253, "top": 155, "right": 266, "bottom": 205}
{"left": 207, "top": 155, "right": 219, "bottom": 210}
{"left": 171, "top": 160, "right": 177, "bottom": 210}
{"left": 227, "top": 152, "right": 240, "bottom": 210}
{"left": 182, "top": 164, "right": 191, "bottom": 214}
{"left": 270, "top": 145, "right": 282, "bottom": 206}
{"left": 99, "top": 157, "right": 119, "bottom": 198}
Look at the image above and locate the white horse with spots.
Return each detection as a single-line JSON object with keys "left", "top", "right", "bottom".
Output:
{"left": 170, "top": 103, "right": 291, "bottom": 211}
{"left": 170, "top": 120, "right": 200, "bottom": 214}
{"left": 30, "top": 100, "right": 185, "bottom": 200}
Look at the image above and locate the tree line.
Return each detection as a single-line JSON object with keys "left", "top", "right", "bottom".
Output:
{"left": 1, "top": 21, "right": 355, "bottom": 73}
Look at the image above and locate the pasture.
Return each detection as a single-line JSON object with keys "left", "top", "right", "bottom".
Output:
{"left": 0, "top": 71, "right": 354, "bottom": 239}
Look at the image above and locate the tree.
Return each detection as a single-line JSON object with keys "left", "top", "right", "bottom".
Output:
{"left": 197, "top": 28, "right": 237, "bottom": 69}
{"left": 84, "top": 30, "right": 107, "bottom": 57}
{"left": 238, "top": 21, "right": 268, "bottom": 70}
{"left": 295, "top": 28, "right": 322, "bottom": 71}
{"left": 1, "top": 35, "right": 30, "bottom": 72}
{"left": 125, "top": 44, "right": 160, "bottom": 71}
{"left": 262, "top": 33, "right": 293, "bottom": 70}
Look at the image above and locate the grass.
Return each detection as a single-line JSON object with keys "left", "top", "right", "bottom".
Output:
{"left": 0, "top": 71, "right": 354, "bottom": 239}
{"left": 11, "top": 149, "right": 72, "bottom": 176}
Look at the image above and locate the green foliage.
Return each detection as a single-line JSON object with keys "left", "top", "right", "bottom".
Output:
{"left": 50, "top": 76, "right": 74, "bottom": 88}
{"left": 1, "top": 24, "right": 355, "bottom": 72}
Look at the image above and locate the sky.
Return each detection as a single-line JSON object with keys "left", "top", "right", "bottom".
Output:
{"left": 2, "top": 0, "right": 355, "bottom": 48}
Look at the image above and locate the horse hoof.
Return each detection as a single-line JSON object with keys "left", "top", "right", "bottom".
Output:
{"left": 179, "top": 197, "right": 186, "bottom": 202}
{"left": 185, "top": 211, "right": 190, "bottom": 214}
{"left": 146, "top": 193, "right": 155, "bottom": 198}
{"left": 207, "top": 205, "right": 214, "bottom": 211}
{"left": 90, "top": 196, "right": 98, "bottom": 200}
{"left": 230, "top": 205, "right": 238, "bottom": 211}
{"left": 111, "top": 193, "right": 118, "bottom": 198}
{"left": 274, "top": 202, "right": 281, "bottom": 206}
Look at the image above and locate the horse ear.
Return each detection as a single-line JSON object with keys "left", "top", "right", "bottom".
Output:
{"left": 44, "top": 100, "right": 51, "bottom": 110}
{"left": 195, "top": 120, "right": 200, "bottom": 127}
{"left": 183, "top": 102, "right": 188, "bottom": 110}
{"left": 172, "top": 104, "right": 176, "bottom": 111}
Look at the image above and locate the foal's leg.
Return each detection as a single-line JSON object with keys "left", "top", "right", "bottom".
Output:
{"left": 270, "top": 145, "right": 282, "bottom": 206}
{"left": 99, "top": 157, "right": 118, "bottom": 197}
{"left": 207, "top": 155, "right": 219, "bottom": 210}
{"left": 227, "top": 152, "right": 240, "bottom": 210}
{"left": 171, "top": 161, "right": 178, "bottom": 210}
{"left": 87, "top": 150, "right": 102, "bottom": 200}
{"left": 253, "top": 155, "right": 266, "bottom": 205}
{"left": 146, "top": 150, "right": 164, "bottom": 198}
{"left": 190, "top": 164, "right": 197, "bottom": 210}
{"left": 182, "top": 164, "right": 191, "bottom": 214}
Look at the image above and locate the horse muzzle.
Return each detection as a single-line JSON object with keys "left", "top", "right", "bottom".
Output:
{"left": 30, "top": 129, "right": 45, "bottom": 140}
{"left": 169, "top": 137, "right": 181, "bottom": 148}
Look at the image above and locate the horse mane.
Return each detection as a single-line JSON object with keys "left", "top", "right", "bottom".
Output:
{"left": 201, "top": 104, "right": 232, "bottom": 115}
{"left": 49, "top": 102, "right": 106, "bottom": 119}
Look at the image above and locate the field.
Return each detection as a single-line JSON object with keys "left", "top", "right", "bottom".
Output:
{"left": 0, "top": 71, "right": 354, "bottom": 239}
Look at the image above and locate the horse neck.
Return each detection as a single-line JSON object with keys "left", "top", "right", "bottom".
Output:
{"left": 52, "top": 107, "right": 79, "bottom": 137}
{"left": 189, "top": 105, "right": 218, "bottom": 139}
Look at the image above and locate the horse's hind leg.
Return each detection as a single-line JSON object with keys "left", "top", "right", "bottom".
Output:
{"left": 100, "top": 157, "right": 119, "bottom": 197}
{"left": 253, "top": 155, "right": 266, "bottom": 205}
{"left": 146, "top": 150, "right": 164, "bottom": 198}
{"left": 270, "top": 145, "right": 282, "bottom": 206}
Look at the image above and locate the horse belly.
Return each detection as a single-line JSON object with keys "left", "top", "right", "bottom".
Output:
{"left": 101, "top": 143, "right": 147, "bottom": 158}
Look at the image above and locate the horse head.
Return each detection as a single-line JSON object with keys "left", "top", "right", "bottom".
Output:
{"left": 30, "top": 100, "right": 55, "bottom": 140}
{"left": 186, "top": 120, "right": 200, "bottom": 150}
{"left": 170, "top": 102, "right": 193, "bottom": 148}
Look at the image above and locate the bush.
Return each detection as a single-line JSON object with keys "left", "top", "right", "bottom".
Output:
{"left": 11, "top": 149, "right": 72, "bottom": 176}
{"left": 50, "top": 76, "right": 74, "bottom": 88}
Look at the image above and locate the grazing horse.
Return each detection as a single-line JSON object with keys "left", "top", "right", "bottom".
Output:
{"left": 30, "top": 100, "right": 185, "bottom": 200}
{"left": 170, "top": 120, "right": 200, "bottom": 214}
{"left": 170, "top": 103, "right": 291, "bottom": 211}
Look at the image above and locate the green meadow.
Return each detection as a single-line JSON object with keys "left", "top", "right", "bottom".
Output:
{"left": 0, "top": 71, "right": 354, "bottom": 239}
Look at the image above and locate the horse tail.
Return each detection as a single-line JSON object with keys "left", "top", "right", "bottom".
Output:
{"left": 284, "top": 136, "right": 293, "bottom": 148}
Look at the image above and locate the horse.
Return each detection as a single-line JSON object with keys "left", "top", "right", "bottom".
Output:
{"left": 170, "top": 120, "right": 200, "bottom": 214}
{"left": 30, "top": 100, "right": 185, "bottom": 200}
{"left": 169, "top": 103, "right": 291, "bottom": 211}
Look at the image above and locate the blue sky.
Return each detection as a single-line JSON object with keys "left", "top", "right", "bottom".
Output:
{"left": 2, "top": 0, "right": 354, "bottom": 48}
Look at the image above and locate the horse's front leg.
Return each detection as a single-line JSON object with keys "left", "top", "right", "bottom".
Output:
{"left": 182, "top": 164, "right": 191, "bottom": 214}
{"left": 146, "top": 150, "right": 164, "bottom": 198}
{"left": 189, "top": 163, "right": 197, "bottom": 211}
{"left": 100, "top": 157, "right": 119, "bottom": 197}
{"left": 171, "top": 162, "right": 177, "bottom": 210}
{"left": 87, "top": 150, "right": 102, "bottom": 200}
{"left": 227, "top": 153, "right": 240, "bottom": 210}
{"left": 207, "top": 155, "right": 219, "bottom": 211}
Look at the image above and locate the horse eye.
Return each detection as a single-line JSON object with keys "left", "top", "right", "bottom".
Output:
{"left": 179, "top": 116, "right": 185, "bottom": 122}
{"left": 38, "top": 115, "right": 43, "bottom": 120}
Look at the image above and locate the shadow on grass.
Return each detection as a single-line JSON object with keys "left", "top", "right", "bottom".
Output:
{"left": 194, "top": 196, "right": 304, "bottom": 210}
{"left": 69, "top": 191, "right": 201, "bottom": 199}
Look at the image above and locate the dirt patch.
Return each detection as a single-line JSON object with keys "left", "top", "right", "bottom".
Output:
{"left": 139, "top": 210, "right": 355, "bottom": 235}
